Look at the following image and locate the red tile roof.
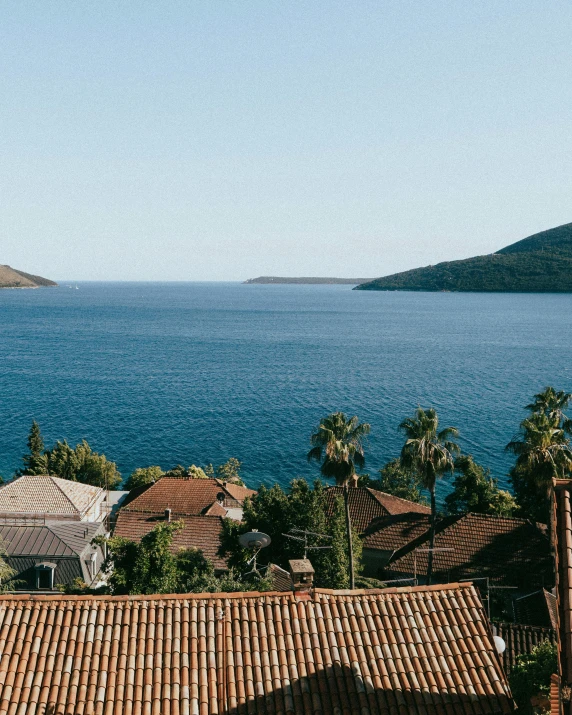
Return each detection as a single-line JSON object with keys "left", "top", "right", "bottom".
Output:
{"left": 326, "top": 487, "right": 430, "bottom": 534}
{"left": 386, "top": 512, "right": 552, "bottom": 589}
{"left": 362, "top": 512, "right": 432, "bottom": 553}
{"left": 124, "top": 477, "right": 250, "bottom": 515}
{"left": 0, "top": 583, "right": 515, "bottom": 714}
{"left": 214, "top": 479, "right": 256, "bottom": 502}
{"left": 113, "top": 511, "right": 227, "bottom": 570}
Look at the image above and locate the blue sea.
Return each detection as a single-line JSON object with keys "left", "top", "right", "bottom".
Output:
{"left": 1, "top": 282, "right": 571, "bottom": 498}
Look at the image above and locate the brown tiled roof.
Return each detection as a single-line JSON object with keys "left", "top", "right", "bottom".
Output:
{"left": 386, "top": 512, "right": 552, "bottom": 589}
{"left": 494, "top": 621, "right": 557, "bottom": 673}
{"left": 0, "top": 583, "right": 515, "bottom": 714}
{"left": 362, "top": 512, "right": 432, "bottom": 552}
{"left": 215, "top": 479, "right": 257, "bottom": 502}
{"left": 0, "top": 475, "right": 103, "bottom": 517}
{"left": 267, "top": 562, "right": 292, "bottom": 591}
{"left": 123, "top": 476, "right": 252, "bottom": 515}
{"left": 113, "top": 511, "right": 227, "bottom": 570}
{"left": 325, "top": 486, "right": 430, "bottom": 534}
{"left": 515, "top": 589, "right": 558, "bottom": 629}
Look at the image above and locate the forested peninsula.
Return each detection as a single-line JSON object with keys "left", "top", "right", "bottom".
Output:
{"left": 356, "top": 222, "right": 572, "bottom": 292}
{"left": 0, "top": 265, "right": 57, "bottom": 289}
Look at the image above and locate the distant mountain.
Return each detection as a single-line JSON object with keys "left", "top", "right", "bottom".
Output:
{"left": 0, "top": 265, "right": 57, "bottom": 289}
{"left": 355, "top": 223, "right": 572, "bottom": 292}
{"left": 245, "top": 276, "right": 373, "bottom": 285}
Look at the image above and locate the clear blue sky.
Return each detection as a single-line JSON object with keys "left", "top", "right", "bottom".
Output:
{"left": 1, "top": 1, "right": 571, "bottom": 281}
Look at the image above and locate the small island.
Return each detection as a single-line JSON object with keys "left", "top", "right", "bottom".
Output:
{"left": 355, "top": 222, "right": 572, "bottom": 292}
{"left": 0, "top": 265, "right": 57, "bottom": 289}
{"left": 245, "top": 276, "right": 373, "bottom": 285}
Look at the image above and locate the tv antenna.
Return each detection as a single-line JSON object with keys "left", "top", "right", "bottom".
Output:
{"left": 238, "top": 530, "right": 271, "bottom": 578}
{"left": 282, "top": 528, "right": 332, "bottom": 559}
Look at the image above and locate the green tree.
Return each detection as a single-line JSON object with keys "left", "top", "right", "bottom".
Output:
{"left": 507, "top": 411, "right": 572, "bottom": 523}
{"left": 124, "top": 465, "right": 165, "bottom": 491}
{"left": 445, "top": 455, "right": 517, "bottom": 517}
{"left": 103, "top": 521, "right": 183, "bottom": 595}
{"left": 20, "top": 420, "right": 48, "bottom": 475}
{"left": 100, "top": 522, "right": 273, "bottom": 595}
{"left": 360, "top": 458, "right": 427, "bottom": 504}
{"left": 399, "top": 407, "right": 459, "bottom": 584}
{"left": 219, "top": 479, "right": 361, "bottom": 589}
{"left": 307, "top": 412, "right": 370, "bottom": 589}
{"left": 526, "top": 386, "right": 572, "bottom": 434}
{"left": 508, "top": 640, "right": 557, "bottom": 714}
{"left": 216, "top": 458, "right": 244, "bottom": 485}
{"left": 187, "top": 465, "right": 208, "bottom": 479}
{"left": 45, "top": 439, "right": 122, "bottom": 489}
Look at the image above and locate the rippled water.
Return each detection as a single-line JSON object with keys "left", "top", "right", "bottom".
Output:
{"left": 1, "top": 282, "right": 571, "bottom": 498}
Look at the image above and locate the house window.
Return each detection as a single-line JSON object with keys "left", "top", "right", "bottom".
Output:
{"left": 35, "top": 563, "right": 56, "bottom": 590}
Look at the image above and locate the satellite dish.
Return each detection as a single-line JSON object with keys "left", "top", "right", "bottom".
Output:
{"left": 239, "top": 531, "right": 271, "bottom": 549}
{"left": 493, "top": 635, "right": 506, "bottom": 655}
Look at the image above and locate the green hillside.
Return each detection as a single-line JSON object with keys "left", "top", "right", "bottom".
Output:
{"left": 355, "top": 223, "right": 572, "bottom": 292}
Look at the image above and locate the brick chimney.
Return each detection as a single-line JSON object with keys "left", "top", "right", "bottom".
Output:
{"left": 289, "top": 559, "right": 314, "bottom": 592}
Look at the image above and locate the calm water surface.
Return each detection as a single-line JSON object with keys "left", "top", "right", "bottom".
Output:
{"left": 1, "top": 282, "right": 571, "bottom": 498}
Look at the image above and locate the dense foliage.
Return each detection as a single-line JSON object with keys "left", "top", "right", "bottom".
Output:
{"left": 445, "top": 455, "right": 517, "bottom": 516}
{"left": 356, "top": 223, "right": 572, "bottom": 292}
{"left": 124, "top": 465, "right": 165, "bottom": 491}
{"left": 399, "top": 407, "right": 459, "bottom": 583}
{"left": 307, "top": 412, "right": 370, "bottom": 588}
{"left": 508, "top": 387, "right": 572, "bottom": 523}
{"left": 20, "top": 423, "right": 122, "bottom": 489}
{"left": 219, "top": 479, "right": 362, "bottom": 589}
{"left": 508, "top": 640, "right": 557, "bottom": 714}
{"left": 99, "top": 521, "right": 273, "bottom": 595}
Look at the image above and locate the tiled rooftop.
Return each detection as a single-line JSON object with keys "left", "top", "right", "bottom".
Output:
{"left": 113, "top": 511, "right": 227, "bottom": 570}
{"left": 386, "top": 512, "right": 552, "bottom": 589}
{"left": 124, "top": 477, "right": 253, "bottom": 516}
{"left": 326, "top": 487, "right": 430, "bottom": 534}
{"left": 0, "top": 476, "right": 103, "bottom": 517}
{"left": 362, "top": 513, "right": 432, "bottom": 553}
{"left": 514, "top": 589, "right": 558, "bottom": 630}
{"left": 0, "top": 583, "right": 515, "bottom": 714}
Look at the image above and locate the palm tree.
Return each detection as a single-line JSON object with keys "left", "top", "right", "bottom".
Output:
{"left": 307, "top": 412, "right": 370, "bottom": 589}
{"left": 506, "top": 411, "right": 572, "bottom": 525}
{"left": 526, "top": 386, "right": 572, "bottom": 435}
{"left": 399, "top": 407, "right": 459, "bottom": 585}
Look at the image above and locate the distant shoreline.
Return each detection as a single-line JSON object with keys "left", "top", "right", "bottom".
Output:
{"left": 244, "top": 276, "right": 373, "bottom": 285}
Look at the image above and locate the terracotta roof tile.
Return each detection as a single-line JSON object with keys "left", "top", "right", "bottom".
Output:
{"left": 113, "top": 511, "right": 227, "bottom": 570}
{"left": 386, "top": 513, "right": 552, "bottom": 589}
{"left": 363, "top": 512, "right": 432, "bottom": 552}
{"left": 326, "top": 487, "right": 430, "bottom": 534}
{"left": 123, "top": 477, "right": 253, "bottom": 516}
{"left": 0, "top": 583, "right": 514, "bottom": 714}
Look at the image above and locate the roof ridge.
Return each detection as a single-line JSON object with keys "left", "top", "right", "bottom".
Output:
{"left": 0, "top": 581, "right": 474, "bottom": 604}
{"left": 367, "top": 487, "right": 430, "bottom": 509}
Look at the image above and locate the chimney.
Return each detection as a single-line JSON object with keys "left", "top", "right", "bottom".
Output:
{"left": 289, "top": 559, "right": 315, "bottom": 593}
{"left": 165, "top": 508, "right": 172, "bottom": 522}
